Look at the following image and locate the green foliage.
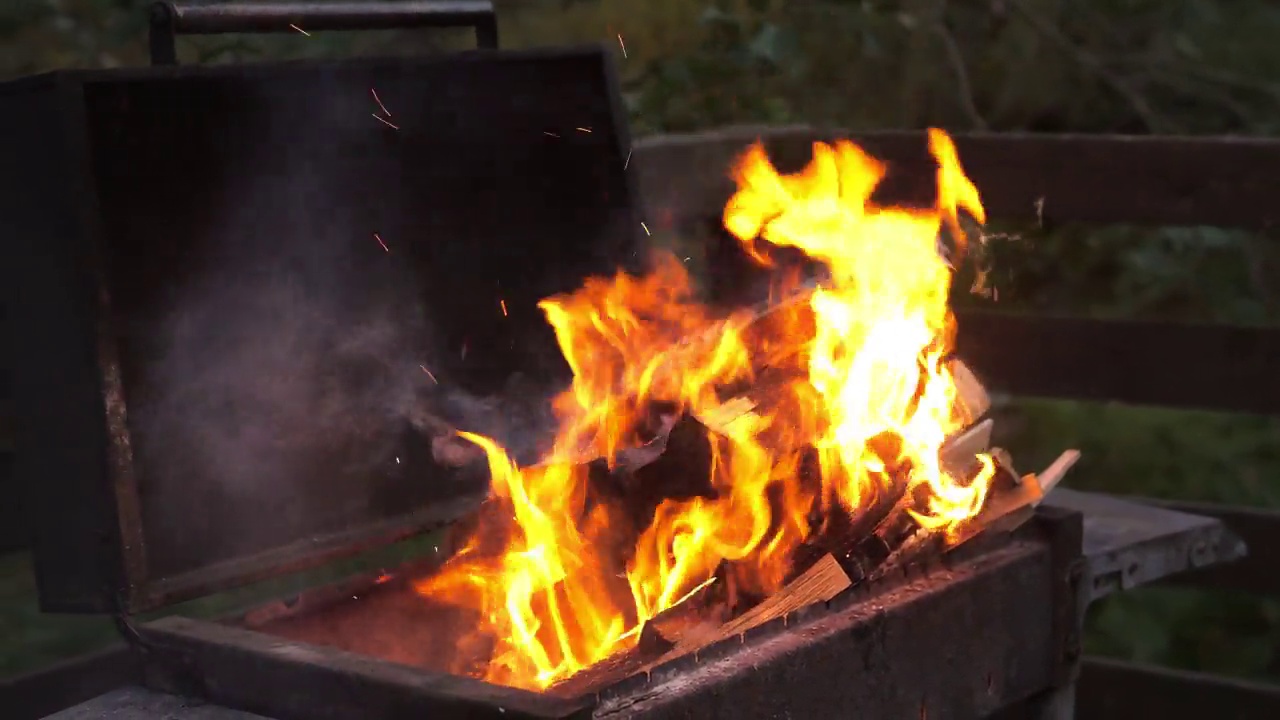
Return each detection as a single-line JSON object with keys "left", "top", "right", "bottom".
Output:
{"left": 1, "top": 0, "right": 1278, "bottom": 685}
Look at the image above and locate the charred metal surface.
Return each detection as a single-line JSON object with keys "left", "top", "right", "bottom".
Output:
{"left": 36, "top": 493, "right": 1247, "bottom": 719}
{"left": 150, "top": 2, "right": 499, "bottom": 66}
{"left": 138, "top": 616, "right": 589, "bottom": 720}
{"left": 6, "top": 46, "right": 639, "bottom": 614}
{"left": 136, "top": 495, "right": 478, "bottom": 611}
{"left": 0, "top": 75, "right": 129, "bottom": 613}
{"left": 1044, "top": 488, "right": 1245, "bottom": 603}
{"left": 230, "top": 548, "right": 449, "bottom": 631}
{"left": 1032, "top": 505, "right": 1084, "bottom": 688}
{"left": 594, "top": 531, "right": 1061, "bottom": 720}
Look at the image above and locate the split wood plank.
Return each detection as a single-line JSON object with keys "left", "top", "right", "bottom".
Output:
{"left": 642, "top": 553, "right": 851, "bottom": 672}
{"left": 951, "top": 358, "right": 990, "bottom": 421}
{"left": 939, "top": 417, "right": 993, "bottom": 476}
{"left": 949, "top": 448, "right": 1081, "bottom": 546}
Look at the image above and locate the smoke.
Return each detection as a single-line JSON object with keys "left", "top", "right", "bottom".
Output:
{"left": 125, "top": 74, "right": 568, "bottom": 578}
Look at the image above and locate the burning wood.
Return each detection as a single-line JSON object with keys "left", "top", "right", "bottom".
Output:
{"left": 659, "top": 553, "right": 851, "bottom": 658}
{"left": 408, "top": 129, "right": 1079, "bottom": 693}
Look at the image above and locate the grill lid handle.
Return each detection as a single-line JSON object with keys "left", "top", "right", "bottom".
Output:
{"left": 149, "top": 1, "right": 498, "bottom": 65}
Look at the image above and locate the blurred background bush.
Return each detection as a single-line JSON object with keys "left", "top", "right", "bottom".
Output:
{"left": 2, "top": 0, "right": 1279, "bottom": 684}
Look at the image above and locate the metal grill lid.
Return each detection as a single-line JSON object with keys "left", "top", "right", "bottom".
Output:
{"left": 2, "top": 46, "right": 640, "bottom": 613}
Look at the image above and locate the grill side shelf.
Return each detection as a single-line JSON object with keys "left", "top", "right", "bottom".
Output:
{"left": 1043, "top": 488, "right": 1245, "bottom": 603}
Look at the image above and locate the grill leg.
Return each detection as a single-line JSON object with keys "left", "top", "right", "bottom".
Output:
{"left": 986, "top": 683, "right": 1077, "bottom": 720}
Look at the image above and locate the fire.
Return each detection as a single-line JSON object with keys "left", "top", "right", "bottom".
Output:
{"left": 414, "top": 129, "right": 996, "bottom": 690}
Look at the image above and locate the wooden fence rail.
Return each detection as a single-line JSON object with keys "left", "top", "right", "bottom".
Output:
{"left": 1142, "top": 498, "right": 1280, "bottom": 599}
{"left": 1079, "top": 657, "right": 1280, "bottom": 720}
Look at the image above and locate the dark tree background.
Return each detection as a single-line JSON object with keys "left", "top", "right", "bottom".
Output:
{"left": 2, "top": 0, "right": 1279, "bottom": 682}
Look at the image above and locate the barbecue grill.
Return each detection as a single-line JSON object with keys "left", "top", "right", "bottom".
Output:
{"left": 0, "top": 3, "right": 1246, "bottom": 719}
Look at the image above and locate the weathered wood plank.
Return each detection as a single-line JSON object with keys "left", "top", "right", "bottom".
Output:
{"left": 1078, "top": 656, "right": 1280, "bottom": 720}
{"left": 633, "top": 126, "right": 1280, "bottom": 230}
{"left": 1134, "top": 497, "right": 1280, "bottom": 599}
{"left": 44, "top": 686, "right": 270, "bottom": 720}
{"left": 0, "top": 643, "right": 138, "bottom": 720}
{"left": 954, "top": 311, "right": 1280, "bottom": 414}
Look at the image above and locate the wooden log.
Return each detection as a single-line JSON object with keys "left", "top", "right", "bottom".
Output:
{"left": 643, "top": 553, "right": 852, "bottom": 673}
{"left": 548, "top": 639, "right": 657, "bottom": 698}
{"left": 640, "top": 576, "right": 731, "bottom": 647}
{"left": 788, "top": 415, "right": 995, "bottom": 581}
{"left": 549, "top": 572, "right": 732, "bottom": 697}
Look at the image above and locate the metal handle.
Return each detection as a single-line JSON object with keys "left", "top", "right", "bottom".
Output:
{"left": 149, "top": 1, "right": 498, "bottom": 65}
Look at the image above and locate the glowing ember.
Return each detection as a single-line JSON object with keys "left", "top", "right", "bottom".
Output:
{"left": 415, "top": 130, "right": 997, "bottom": 691}
{"left": 371, "top": 88, "right": 391, "bottom": 118}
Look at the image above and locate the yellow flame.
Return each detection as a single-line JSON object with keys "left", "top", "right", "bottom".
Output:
{"left": 415, "top": 129, "right": 997, "bottom": 690}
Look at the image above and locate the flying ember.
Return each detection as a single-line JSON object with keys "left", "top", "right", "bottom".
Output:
{"left": 414, "top": 129, "right": 998, "bottom": 691}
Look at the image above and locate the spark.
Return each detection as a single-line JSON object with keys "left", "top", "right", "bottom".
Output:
{"left": 641, "top": 221, "right": 651, "bottom": 236}
{"left": 624, "top": 149, "right": 632, "bottom": 169}
{"left": 500, "top": 299, "right": 508, "bottom": 317}
{"left": 373, "top": 114, "right": 399, "bottom": 130}
{"left": 617, "top": 33, "right": 627, "bottom": 58}
{"left": 419, "top": 364, "right": 438, "bottom": 383}
{"left": 373, "top": 232, "right": 389, "bottom": 252}
{"left": 289, "top": 23, "right": 310, "bottom": 36}
{"left": 371, "top": 88, "right": 391, "bottom": 117}
{"left": 575, "top": 127, "right": 592, "bottom": 134}
{"left": 544, "top": 131, "right": 560, "bottom": 138}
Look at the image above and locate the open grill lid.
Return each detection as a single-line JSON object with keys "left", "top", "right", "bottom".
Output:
{"left": 1, "top": 31, "right": 640, "bottom": 613}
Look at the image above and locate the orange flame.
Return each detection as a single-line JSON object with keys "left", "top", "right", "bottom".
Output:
{"left": 415, "top": 129, "right": 996, "bottom": 690}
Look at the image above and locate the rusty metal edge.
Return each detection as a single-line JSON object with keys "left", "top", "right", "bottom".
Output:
{"left": 138, "top": 615, "right": 591, "bottom": 720}
{"left": 132, "top": 491, "right": 484, "bottom": 612}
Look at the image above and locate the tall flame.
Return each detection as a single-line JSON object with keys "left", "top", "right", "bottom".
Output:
{"left": 415, "top": 129, "right": 996, "bottom": 690}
